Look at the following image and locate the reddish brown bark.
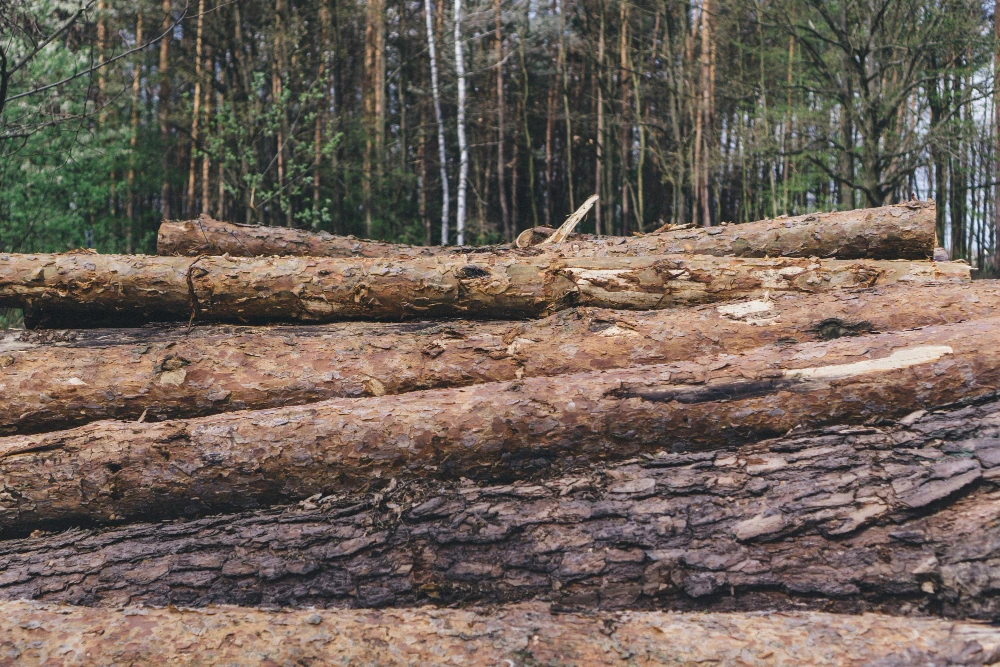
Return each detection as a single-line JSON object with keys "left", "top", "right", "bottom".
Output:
{"left": 3, "top": 398, "right": 1000, "bottom": 623}
{"left": 0, "top": 316, "right": 998, "bottom": 529}
{"left": 158, "top": 202, "right": 936, "bottom": 260}
{"left": 0, "top": 251, "right": 967, "bottom": 329}
{"left": 1, "top": 601, "right": 999, "bottom": 666}
{"left": 2, "top": 281, "right": 998, "bottom": 436}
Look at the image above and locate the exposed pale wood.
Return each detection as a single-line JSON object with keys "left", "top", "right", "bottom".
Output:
{"left": 2, "top": 282, "right": 998, "bottom": 435}
{"left": 1, "top": 316, "right": 999, "bottom": 529}
{"left": 1, "top": 601, "right": 999, "bottom": 666}
{"left": 158, "top": 202, "right": 938, "bottom": 260}
{"left": 0, "top": 250, "right": 967, "bottom": 329}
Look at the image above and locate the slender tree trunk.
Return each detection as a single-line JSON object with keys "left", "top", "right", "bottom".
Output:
{"left": 561, "top": 0, "right": 574, "bottom": 211}
{"left": 1, "top": 601, "right": 996, "bottom": 666}
{"left": 200, "top": 48, "right": 212, "bottom": 216}
{"left": 994, "top": 10, "right": 1000, "bottom": 268}
{"left": 424, "top": 0, "right": 449, "bottom": 245}
{"left": 364, "top": 0, "right": 386, "bottom": 237}
{"left": 126, "top": 11, "right": 144, "bottom": 255}
{"left": 185, "top": 0, "right": 205, "bottom": 216}
{"left": 594, "top": 2, "right": 605, "bottom": 236}
{"left": 494, "top": 0, "right": 510, "bottom": 241}
{"left": 518, "top": 32, "right": 539, "bottom": 227}
{"left": 3, "top": 280, "right": 996, "bottom": 436}
{"left": 618, "top": 0, "right": 630, "bottom": 235}
{"left": 158, "top": 0, "right": 172, "bottom": 219}
{"left": 454, "top": 0, "right": 469, "bottom": 246}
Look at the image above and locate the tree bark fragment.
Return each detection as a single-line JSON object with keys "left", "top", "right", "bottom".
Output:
{"left": 0, "top": 251, "right": 967, "bottom": 329}
{"left": 1, "top": 282, "right": 999, "bottom": 436}
{"left": 1, "top": 316, "right": 1000, "bottom": 529}
{"left": 4, "top": 398, "right": 1000, "bottom": 621}
{"left": 2, "top": 601, "right": 1000, "bottom": 667}
{"left": 157, "top": 202, "right": 937, "bottom": 260}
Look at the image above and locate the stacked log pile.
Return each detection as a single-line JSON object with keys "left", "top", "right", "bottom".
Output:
{"left": 4, "top": 201, "right": 1000, "bottom": 664}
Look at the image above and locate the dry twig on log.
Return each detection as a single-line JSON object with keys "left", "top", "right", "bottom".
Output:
{"left": 0, "top": 250, "right": 967, "bottom": 328}
{"left": 158, "top": 202, "right": 937, "bottom": 260}
{"left": 2, "top": 601, "right": 999, "bottom": 666}
{"left": 1, "top": 317, "right": 1000, "bottom": 528}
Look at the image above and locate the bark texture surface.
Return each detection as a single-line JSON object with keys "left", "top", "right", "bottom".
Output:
{"left": 2, "top": 601, "right": 999, "bottom": 667}
{"left": 1, "top": 251, "right": 965, "bottom": 329}
{"left": 3, "top": 282, "right": 998, "bottom": 435}
{"left": 4, "top": 399, "right": 1000, "bottom": 619}
{"left": 2, "top": 317, "right": 1000, "bottom": 528}
{"left": 158, "top": 203, "right": 936, "bottom": 261}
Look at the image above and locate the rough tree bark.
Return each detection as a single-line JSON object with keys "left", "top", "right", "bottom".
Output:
{"left": 5, "top": 398, "right": 1000, "bottom": 622}
{"left": 2, "top": 601, "right": 1000, "bottom": 666}
{"left": 157, "top": 203, "right": 937, "bottom": 260}
{"left": 2, "top": 281, "right": 999, "bottom": 436}
{"left": 0, "top": 251, "right": 966, "bottom": 329}
{"left": 1, "top": 316, "right": 999, "bottom": 529}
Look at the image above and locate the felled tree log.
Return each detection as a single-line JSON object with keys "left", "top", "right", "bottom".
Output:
{"left": 0, "top": 250, "right": 968, "bottom": 329}
{"left": 158, "top": 202, "right": 937, "bottom": 260}
{"left": 4, "top": 398, "right": 1000, "bottom": 621}
{"left": 3, "top": 282, "right": 999, "bottom": 436}
{"left": 2, "top": 317, "right": 1000, "bottom": 529}
{"left": 3, "top": 601, "right": 1000, "bottom": 667}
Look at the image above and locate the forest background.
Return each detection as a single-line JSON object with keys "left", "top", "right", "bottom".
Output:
{"left": 1, "top": 0, "right": 998, "bottom": 272}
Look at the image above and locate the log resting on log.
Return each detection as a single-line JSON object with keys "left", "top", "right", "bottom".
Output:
{"left": 2, "top": 281, "right": 999, "bottom": 436}
{"left": 0, "top": 250, "right": 968, "bottom": 329}
{"left": 2, "top": 602, "right": 1000, "bottom": 667}
{"left": 2, "top": 316, "right": 1000, "bottom": 529}
{"left": 157, "top": 202, "right": 937, "bottom": 260}
{"left": 5, "top": 398, "right": 1000, "bottom": 620}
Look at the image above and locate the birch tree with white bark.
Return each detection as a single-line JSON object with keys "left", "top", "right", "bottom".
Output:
{"left": 424, "top": 0, "right": 450, "bottom": 244}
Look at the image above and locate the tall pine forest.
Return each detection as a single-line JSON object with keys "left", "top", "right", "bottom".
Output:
{"left": 1, "top": 0, "right": 998, "bottom": 271}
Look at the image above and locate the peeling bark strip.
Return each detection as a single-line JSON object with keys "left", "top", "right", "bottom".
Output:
{"left": 3, "top": 602, "right": 1000, "bottom": 667}
{"left": 2, "top": 317, "right": 1000, "bottom": 529}
{"left": 0, "top": 251, "right": 968, "bottom": 329}
{"left": 3, "top": 282, "right": 999, "bottom": 436}
{"left": 5, "top": 400, "right": 1000, "bottom": 619}
{"left": 158, "top": 202, "right": 937, "bottom": 260}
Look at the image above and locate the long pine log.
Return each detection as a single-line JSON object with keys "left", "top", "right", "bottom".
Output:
{"left": 3, "top": 398, "right": 1000, "bottom": 620}
{"left": 158, "top": 202, "right": 937, "bottom": 260}
{"left": 0, "top": 251, "right": 967, "bottom": 328}
{"left": 2, "top": 282, "right": 999, "bottom": 436}
{"left": 1, "top": 601, "right": 999, "bottom": 666}
{"left": 1, "top": 317, "right": 1000, "bottom": 529}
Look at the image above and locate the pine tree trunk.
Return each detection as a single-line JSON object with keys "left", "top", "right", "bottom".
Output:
{"left": 1, "top": 250, "right": 963, "bottom": 329}
{"left": 3, "top": 281, "right": 996, "bottom": 437}
{"left": 495, "top": 0, "right": 510, "bottom": 241}
{"left": 0, "top": 315, "right": 996, "bottom": 530}
{"left": 2, "top": 601, "right": 999, "bottom": 666}
{"left": 5, "top": 396, "right": 1000, "bottom": 622}
{"left": 158, "top": 202, "right": 938, "bottom": 260}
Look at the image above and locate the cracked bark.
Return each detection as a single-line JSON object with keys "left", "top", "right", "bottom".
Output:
{"left": 0, "top": 251, "right": 967, "bottom": 329}
{"left": 1, "top": 316, "right": 1000, "bottom": 530}
{"left": 4, "top": 399, "right": 1000, "bottom": 621}
{"left": 1, "top": 281, "right": 999, "bottom": 436}
{"left": 157, "top": 202, "right": 937, "bottom": 260}
{"left": 2, "top": 601, "right": 1000, "bottom": 666}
